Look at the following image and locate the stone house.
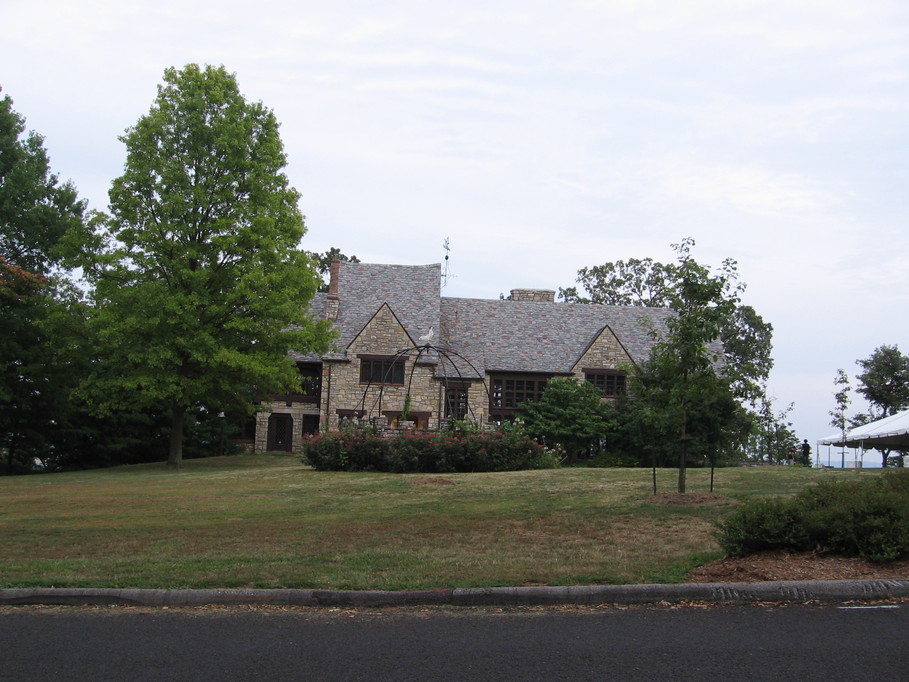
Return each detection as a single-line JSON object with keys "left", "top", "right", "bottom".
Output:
{"left": 254, "top": 260, "right": 674, "bottom": 453}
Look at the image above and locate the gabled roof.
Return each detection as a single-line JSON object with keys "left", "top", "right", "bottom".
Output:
{"left": 334, "top": 261, "right": 441, "bottom": 350}
{"left": 295, "top": 261, "right": 682, "bottom": 376}
{"left": 438, "top": 297, "right": 672, "bottom": 378}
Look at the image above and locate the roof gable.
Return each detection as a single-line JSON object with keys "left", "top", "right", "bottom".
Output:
{"left": 348, "top": 303, "right": 415, "bottom": 354}
{"left": 333, "top": 262, "right": 440, "bottom": 349}
{"left": 571, "top": 325, "right": 634, "bottom": 373}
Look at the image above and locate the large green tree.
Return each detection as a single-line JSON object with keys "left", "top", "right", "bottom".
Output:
{"left": 0, "top": 90, "right": 87, "bottom": 473}
{"left": 77, "top": 64, "right": 333, "bottom": 467}
{"left": 854, "top": 345, "right": 909, "bottom": 467}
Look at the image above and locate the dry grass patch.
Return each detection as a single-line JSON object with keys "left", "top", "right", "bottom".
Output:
{"left": 0, "top": 456, "right": 867, "bottom": 589}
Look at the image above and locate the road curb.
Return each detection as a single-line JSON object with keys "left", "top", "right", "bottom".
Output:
{"left": 2, "top": 580, "right": 908, "bottom": 609}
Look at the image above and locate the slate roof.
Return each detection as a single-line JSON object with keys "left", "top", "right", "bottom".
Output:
{"left": 438, "top": 297, "right": 672, "bottom": 379}
{"left": 294, "top": 261, "right": 680, "bottom": 377}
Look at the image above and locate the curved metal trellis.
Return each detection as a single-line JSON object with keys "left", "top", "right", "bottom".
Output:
{"left": 356, "top": 342, "right": 490, "bottom": 429}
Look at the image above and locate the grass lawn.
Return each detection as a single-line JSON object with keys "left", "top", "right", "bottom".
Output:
{"left": 0, "top": 455, "right": 869, "bottom": 590}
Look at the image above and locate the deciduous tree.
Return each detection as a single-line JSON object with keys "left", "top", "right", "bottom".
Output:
{"left": 78, "top": 64, "right": 333, "bottom": 467}
{"left": 637, "top": 239, "right": 744, "bottom": 492}
{"left": 305, "top": 247, "right": 359, "bottom": 292}
{"left": 0, "top": 90, "right": 87, "bottom": 473}
{"left": 854, "top": 345, "right": 909, "bottom": 467}
{"left": 829, "top": 368, "right": 851, "bottom": 468}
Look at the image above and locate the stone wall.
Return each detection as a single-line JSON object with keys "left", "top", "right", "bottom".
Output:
{"left": 254, "top": 402, "right": 320, "bottom": 454}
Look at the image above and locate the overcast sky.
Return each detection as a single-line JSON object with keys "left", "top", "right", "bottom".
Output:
{"left": 3, "top": 0, "right": 907, "bottom": 455}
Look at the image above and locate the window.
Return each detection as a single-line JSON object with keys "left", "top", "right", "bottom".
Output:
{"left": 298, "top": 363, "right": 322, "bottom": 398}
{"left": 489, "top": 373, "right": 551, "bottom": 416}
{"left": 584, "top": 370, "right": 626, "bottom": 397}
{"left": 359, "top": 356, "right": 405, "bottom": 385}
{"left": 445, "top": 383, "right": 469, "bottom": 420}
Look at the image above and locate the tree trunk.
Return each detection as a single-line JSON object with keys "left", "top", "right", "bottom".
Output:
{"left": 881, "top": 449, "right": 890, "bottom": 468}
{"left": 5, "top": 439, "right": 15, "bottom": 475}
{"left": 677, "top": 412, "right": 688, "bottom": 494}
{"left": 678, "top": 439, "right": 687, "bottom": 493}
{"left": 167, "top": 403, "right": 184, "bottom": 468}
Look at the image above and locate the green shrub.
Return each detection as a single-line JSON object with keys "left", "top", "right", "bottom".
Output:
{"left": 715, "top": 498, "right": 809, "bottom": 556}
{"left": 302, "top": 427, "right": 557, "bottom": 473}
{"left": 715, "top": 470, "right": 909, "bottom": 563}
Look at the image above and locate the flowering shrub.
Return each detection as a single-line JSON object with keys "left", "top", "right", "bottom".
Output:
{"left": 302, "top": 427, "right": 557, "bottom": 473}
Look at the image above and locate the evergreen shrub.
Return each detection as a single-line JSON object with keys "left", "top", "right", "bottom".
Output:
{"left": 716, "top": 470, "right": 909, "bottom": 563}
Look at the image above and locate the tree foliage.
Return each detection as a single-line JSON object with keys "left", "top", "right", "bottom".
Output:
{"left": 560, "top": 245, "right": 773, "bottom": 408}
{"left": 76, "top": 64, "right": 333, "bottom": 467}
{"left": 0, "top": 88, "right": 85, "bottom": 274}
{"left": 306, "top": 247, "right": 359, "bottom": 292}
{"left": 855, "top": 345, "right": 909, "bottom": 418}
{"left": 559, "top": 258, "right": 676, "bottom": 307}
{"left": 749, "top": 398, "right": 799, "bottom": 464}
{"left": 0, "top": 90, "right": 88, "bottom": 473}
{"left": 854, "top": 345, "right": 909, "bottom": 467}
{"left": 518, "top": 377, "right": 612, "bottom": 462}
{"left": 632, "top": 239, "right": 748, "bottom": 491}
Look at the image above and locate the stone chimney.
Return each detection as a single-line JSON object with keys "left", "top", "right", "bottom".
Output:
{"left": 325, "top": 258, "right": 340, "bottom": 320}
{"left": 509, "top": 288, "right": 556, "bottom": 303}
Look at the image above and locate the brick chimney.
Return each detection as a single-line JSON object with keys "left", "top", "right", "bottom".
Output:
{"left": 509, "top": 288, "right": 555, "bottom": 302}
{"left": 325, "top": 258, "right": 340, "bottom": 320}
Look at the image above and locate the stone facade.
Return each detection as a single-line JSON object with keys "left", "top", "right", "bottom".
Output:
{"left": 321, "top": 304, "right": 442, "bottom": 431}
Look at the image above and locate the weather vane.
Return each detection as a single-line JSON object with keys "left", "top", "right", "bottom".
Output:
{"left": 442, "top": 237, "right": 453, "bottom": 288}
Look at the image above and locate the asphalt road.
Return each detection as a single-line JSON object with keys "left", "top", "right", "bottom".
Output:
{"left": 1, "top": 602, "right": 906, "bottom": 681}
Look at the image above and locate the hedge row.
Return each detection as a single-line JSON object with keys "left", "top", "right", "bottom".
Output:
{"left": 301, "top": 429, "right": 557, "bottom": 473}
{"left": 716, "top": 470, "right": 909, "bottom": 563}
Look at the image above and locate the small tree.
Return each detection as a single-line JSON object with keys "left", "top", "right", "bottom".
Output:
{"left": 519, "top": 377, "right": 611, "bottom": 463}
{"left": 638, "top": 239, "right": 742, "bottom": 493}
{"left": 829, "top": 369, "right": 852, "bottom": 468}
{"left": 77, "top": 64, "right": 333, "bottom": 467}
{"left": 751, "top": 398, "right": 799, "bottom": 464}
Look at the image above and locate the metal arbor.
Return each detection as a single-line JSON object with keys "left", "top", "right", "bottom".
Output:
{"left": 356, "top": 341, "right": 489, "bottom": 430}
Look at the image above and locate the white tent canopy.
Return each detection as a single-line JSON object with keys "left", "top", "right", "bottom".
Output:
{"left": 818, "top": 408, "right": 909, "bottom": 450}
